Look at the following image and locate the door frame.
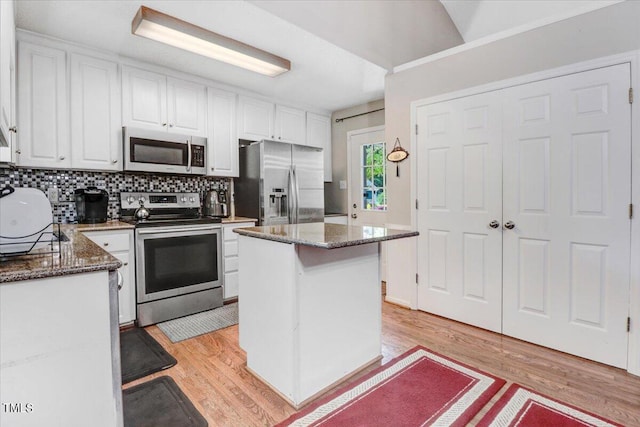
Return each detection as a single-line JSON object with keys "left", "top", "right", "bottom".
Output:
{"left": 410, "top": 50, "right": 640, "bottom": 375}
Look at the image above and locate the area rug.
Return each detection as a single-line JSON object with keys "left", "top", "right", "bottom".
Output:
{"left": 123, "top": 376, "right": 208, "bottom": 427}
{"left": 477, "top": 384, "right": 623, "bottom": 427}
{"left": 157, "top": 302, "right": 238, "bottom": 343}
{"left": 120, "top": 327, "right": 177, "bottom": 384}
{"left": 277, "top": 345, "right": 506, "bottom": 427}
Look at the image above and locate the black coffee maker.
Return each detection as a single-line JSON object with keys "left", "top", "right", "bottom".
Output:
{"left": 75, "top": 187, "right": 109, "bottom": 223}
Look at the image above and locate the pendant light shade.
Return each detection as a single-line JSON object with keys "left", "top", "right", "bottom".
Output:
{"left": 132, "top": 6, "right": 291, "bottom": 77}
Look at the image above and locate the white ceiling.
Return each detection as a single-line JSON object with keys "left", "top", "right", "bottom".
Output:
{"left": 15, "top": 1, "right": 621, "bottom": 113}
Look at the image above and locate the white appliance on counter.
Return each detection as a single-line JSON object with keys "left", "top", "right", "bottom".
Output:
{"left": 0, "top": 186, "right": 53, "bottom": 256}
{"left": 234, "top": 140, "right": 324, "bottom": 225}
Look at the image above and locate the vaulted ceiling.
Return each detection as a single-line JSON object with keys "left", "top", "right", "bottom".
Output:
{"left": 14, "top": 0, "right": 620, "bottom": 112}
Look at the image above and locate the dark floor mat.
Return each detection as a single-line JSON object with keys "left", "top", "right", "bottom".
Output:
{"left": 120, "top": 328, "right": 177, "bottom": 384}
{"left": 123, "top": 376, "right": 208, "bottom": 427}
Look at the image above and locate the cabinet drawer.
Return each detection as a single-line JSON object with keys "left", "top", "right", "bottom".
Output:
{"left": 83, "top": 231, "right": 130, "bottom": 252}
{"left": 224, "top": 240, "right": 238, "bottom": 257}
{"left": 224, "top": 271, "right": 239, "bottom": 299}
{"left": 224, "top": 256, "right": 239, "bottom": 273}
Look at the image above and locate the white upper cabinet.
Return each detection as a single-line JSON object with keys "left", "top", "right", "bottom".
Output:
{"left": 207, "top": 87, "right": 238, "bottom": 177}
{"left": 70, "top": 53, "right": 121, "bottom": 171}
{"left": 17, "top": 41, "right": 70, "bottom": 168}
{"left": 237, "top": 95, "right": 274, "bottom": 141}
{"left": 306, "top": 112, "right": 332, "bottom": 182}
{"left": 238, "top": 95, "right": 306, "bottom": 145}
{"left": 122, "top": 66, "right": 206, "bottom": 137}
{"left": 167, "top": 77, "right": 207, "bottom": 136}
{"left": 0, "top": 0, "right": 16, "bottom": 163}
{"left": 275, "top": 105, "right": 305, "bottom": 145}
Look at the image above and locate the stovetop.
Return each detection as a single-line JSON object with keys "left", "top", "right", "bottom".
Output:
{"left": 119, "top": 191, "right": 226, "bottom": 228}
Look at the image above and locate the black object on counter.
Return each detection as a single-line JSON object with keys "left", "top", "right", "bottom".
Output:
{"left": 74, "top": 187, "right": 109, "bottom": 224}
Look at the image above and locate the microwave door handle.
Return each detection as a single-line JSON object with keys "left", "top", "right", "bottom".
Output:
{"left": 186, "top": 138, "right": 192, "bottom": 172}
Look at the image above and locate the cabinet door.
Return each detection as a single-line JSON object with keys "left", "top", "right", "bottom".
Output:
{"left": 167, "top": 77, "right": 206, "bottom": 137}
{"left": 238, "top": 95, "right": 273, "bottom": 141}
{"left": 306, "top": 112, "right": 331, "bottom": 181}
{"left": 207, "top": 87, "right": 238, "bottom": 177}
{"left": 17, "top": 41, "right": 69, "bottom": 168}
{"left": 0, "top": 0, "right": 16, "bottom": 157}
{"left": 275, "top": 105, "right": 305, "bottom": 144}
{"left": 70, "top": 54, "right": 121, "bottom": 171}
{"left": 121, "top": 66, "right": 167, "bottom": 131}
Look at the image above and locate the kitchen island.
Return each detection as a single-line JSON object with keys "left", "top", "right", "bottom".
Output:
{"left": 0, "top": 224, "right": 125, "bottom": 427}
{"left": 234, "top": 223, "right": 418, "bottom": 408}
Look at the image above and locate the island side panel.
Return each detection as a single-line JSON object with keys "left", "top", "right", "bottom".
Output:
{"left": 296, "top": 242, "right": 381, "bottom": 403}
{"left": 0, "top": 271, "right": 118, "bottom": 427}
{"left": 238, "top": 235, "right": 298, "bottom": 401}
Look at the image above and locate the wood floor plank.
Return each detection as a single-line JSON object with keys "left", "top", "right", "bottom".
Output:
{"left": 123, "top": 302, "right": 640, "bottom": 426}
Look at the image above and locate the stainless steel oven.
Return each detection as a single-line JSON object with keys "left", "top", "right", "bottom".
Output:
{"left": 123, "top": 126, "right": 206, "bottom": 175}
{"left": 121, "top": 192, "right": 223, "bottom": 326}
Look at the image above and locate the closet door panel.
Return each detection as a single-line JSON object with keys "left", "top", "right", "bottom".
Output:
{"left": 502, "top": 63, "right": 631, "bottom": 368}
{"left": 416, "top": 91, "right": 503, "bottom": 333}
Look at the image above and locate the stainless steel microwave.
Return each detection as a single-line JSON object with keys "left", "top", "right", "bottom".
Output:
{"left": 123, "top": 127, "right": 206, "bottom": 175}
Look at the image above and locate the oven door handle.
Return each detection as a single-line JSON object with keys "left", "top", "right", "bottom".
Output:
{"left": 136, "top": 225, "right": 221, "bottom": 235}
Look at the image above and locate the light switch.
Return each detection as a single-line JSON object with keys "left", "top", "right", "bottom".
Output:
{"left": 339, "top": 180, "right": 347, "bottom": 190}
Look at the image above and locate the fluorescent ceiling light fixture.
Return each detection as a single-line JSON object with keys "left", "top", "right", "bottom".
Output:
{"left": 132, "top": 6, "right": 291, "bottom": 77}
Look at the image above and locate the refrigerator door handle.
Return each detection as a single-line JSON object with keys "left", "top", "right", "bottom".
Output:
{"left": 287, "top": 166, "right": 294, "bottom": 224}
{"left": 292, "top": 165, "right": 300, "bottom": 223}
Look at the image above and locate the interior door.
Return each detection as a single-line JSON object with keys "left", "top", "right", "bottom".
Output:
{"left": 501, "top": 63, "right": 631, "bottom": 368}
{"left": 416, "top": 91, "right": 503, "bottom": 333}
{"left": 348, "top": 127, "right": 388, "bottom": 227}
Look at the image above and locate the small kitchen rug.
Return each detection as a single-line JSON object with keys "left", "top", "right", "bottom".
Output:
{"left": 120, "top": 327, "right": 177, "bottom": 384}
{"left": 277, "top": 345, "right": 505, "bottom": 427}
{"left": 477, "top": 383, "right": 623, "bottom": 427}
{"left": 157, "top": 302, "right": 238, "bottom": 343}
{"left": 123, "top": 376, "right": 208, "bottom": 427}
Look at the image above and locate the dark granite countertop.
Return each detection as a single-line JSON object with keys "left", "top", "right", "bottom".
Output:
{"left": 233, "top": 222, "right": 418, "bottom": 249}
{"left": 0, "top": 223, "right": 126, "bottom": 283}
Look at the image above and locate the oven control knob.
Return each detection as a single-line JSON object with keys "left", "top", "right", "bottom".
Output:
{"left": 189, "top": 197, "right": 196, "bottom": 203}
{"left": 181, "top": 196, "right": 187, "bottom": 203}
{"left": 126, "top": 196, "right": 135, "bottom": 205}
{"left": 138, "top": 196, "right": 146, "bottom": 204}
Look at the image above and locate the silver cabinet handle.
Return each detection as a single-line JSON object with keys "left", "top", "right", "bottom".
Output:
{"left": 162, "top": 123, "right": 167, "bottom": 127}
{"left": 489, "top": 220, "right": 500, "bottom": 229}
{"left": 117, "top": 270, "right": 124, "bottom": 290}
{"left": 111, "top": 159, "right": 118, "bottom": 164}
{"left": 351, "top": 213, "right": 357, "bottom": 219}
{"left": 59, "top": 156, "right": 65, "bottom": 160}
{"left": 103, "top": 242, "right": 109, "bottom": 246}
{"left": 9, "top": 126, "right": 16, "bottom": 133}
{"left": 504, "top": 221, "right": 515, "bottom": 230}
{"left": 169, "top": 124, "right": 174, "bottom": 127}
{"left": 15, "top": 149, "right": 21, "bottom": 154}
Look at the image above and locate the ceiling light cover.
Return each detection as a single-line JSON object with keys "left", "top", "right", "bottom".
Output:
{"left": 132, "top": 6, "right": 291, "bottom": 77}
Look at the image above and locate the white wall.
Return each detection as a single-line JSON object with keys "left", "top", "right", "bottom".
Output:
{"left": 384, "top": 0, "right": 640, "bottom": 226}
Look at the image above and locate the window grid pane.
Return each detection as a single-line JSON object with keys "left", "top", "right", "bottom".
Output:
{"left": 360, "top": 142, "right": 387, "bottom": 212}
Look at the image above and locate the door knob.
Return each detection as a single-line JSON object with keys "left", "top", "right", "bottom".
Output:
{"left": 504, "top": 221, "right": 515, "bottom": 230}
{"left": 488, "top": 220, "right": 500, "bottom": 229}
{"left": 351, "top": 213, "right": 357, "bottom": 219}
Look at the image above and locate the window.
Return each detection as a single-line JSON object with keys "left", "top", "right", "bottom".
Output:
{"left": 361, "top": 142, "right": 387, "bottom": 211}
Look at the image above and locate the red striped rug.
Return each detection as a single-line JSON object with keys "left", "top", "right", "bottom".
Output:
{"left": 277, "top": 346, "right": 505, "bottom": 427}
{"left": 477, "top": 384, "right": 623, "bottom": 427}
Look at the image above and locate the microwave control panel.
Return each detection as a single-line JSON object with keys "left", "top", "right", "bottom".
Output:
{"left": 191, "top": 145, "right": 205, "bottom": 168}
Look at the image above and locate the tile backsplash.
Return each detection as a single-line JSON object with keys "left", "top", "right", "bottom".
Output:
{"left": 0, "top": 168, "right": 228, "bottom": 223}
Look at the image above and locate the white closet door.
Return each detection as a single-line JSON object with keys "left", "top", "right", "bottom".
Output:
{"left": 502, "top": 63, "right": 631, "bottom": 368}
{"left": 416, "top": 91, "right": 503, "bottom": 333}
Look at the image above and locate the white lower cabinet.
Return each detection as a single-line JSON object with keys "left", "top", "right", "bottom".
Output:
{"left": 222, "top": 222, "right": 254, "bottom": 300}
{"left": 83, "top": 229, "right": 135, "bottom": 325}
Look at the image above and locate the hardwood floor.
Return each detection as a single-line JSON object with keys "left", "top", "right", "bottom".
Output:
{"left": 124, "top": 301, "right": 640, "bottom": 426}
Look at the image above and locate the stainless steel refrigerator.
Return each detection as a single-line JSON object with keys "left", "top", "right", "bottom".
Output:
{"left": 235, "top": 140, "right": 324, "bottom": 225}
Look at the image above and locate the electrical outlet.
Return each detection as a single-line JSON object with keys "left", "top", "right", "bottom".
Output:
{"left": 47, "top": 187, "right": 59, "bottom": 203}
{"left": 339, "top": 180, "right": 347, "bottom": 190}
